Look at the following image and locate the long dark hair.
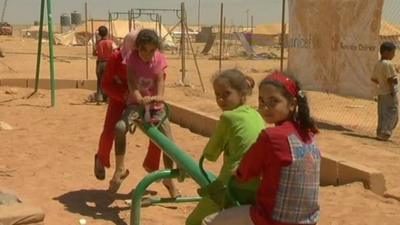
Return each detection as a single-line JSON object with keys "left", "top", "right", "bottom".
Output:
{"left": 213, "top": 69, "right": 255, "bottom": 96}
{"left": 135, "top": 29, "right": 162, "bottom": 51}
{"left": 259, "top": 75, "right": 318, "bottom": 134}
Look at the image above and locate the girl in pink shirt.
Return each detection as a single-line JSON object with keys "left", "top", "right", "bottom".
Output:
{"left": 112, "top": 29, "right": 180, "bottom": 197}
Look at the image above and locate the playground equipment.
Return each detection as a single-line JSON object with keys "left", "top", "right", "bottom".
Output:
{"left": 126, "top": 104, "right": 246, "bottom": 225}
{"left": 29, "top": 0, "right": 57, "bottom": 106}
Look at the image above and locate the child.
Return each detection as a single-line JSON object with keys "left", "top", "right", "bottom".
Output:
{"left": 114, "top": 29, "right": 180, "bottom": 197}
{"left": 202, "top": 72, "right": 321, "bottom": 225}
{"left": 371, "top": 41, "right": 399, "bottom": 141}
{"left": 94, "top": 26, "right": 117, "bottom": 102}
{"left": 186, "top": 69, "right": 266, "bottom": 225}
{"left": 94, "top": 32, "right": 136, "bottom": 184}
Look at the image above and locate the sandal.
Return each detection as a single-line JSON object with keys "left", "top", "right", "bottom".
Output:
{"left": 162, "top": 179, "right": 182, "bottom": 198}
{"left": 94, "top": 154, "right": 105, "bottom": 180}
{"left": 108, "top": 169, "right": 130, "bottom": 194}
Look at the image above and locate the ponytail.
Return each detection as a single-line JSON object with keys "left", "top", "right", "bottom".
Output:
{"left": 294, "top": 80, "right": 318, "bottom": 134}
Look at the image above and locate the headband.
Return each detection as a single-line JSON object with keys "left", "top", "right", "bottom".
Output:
{"left": 264, "top": 72, "right": 300, "bottom": 98}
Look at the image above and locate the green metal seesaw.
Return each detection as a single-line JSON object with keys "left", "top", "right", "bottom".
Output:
{"left": 128, "top": 103, "right": 222, "bottom": 225}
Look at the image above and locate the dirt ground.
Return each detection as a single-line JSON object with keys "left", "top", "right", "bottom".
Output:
{"left": 1, "top": 36, "right": 400, "bottom": 225}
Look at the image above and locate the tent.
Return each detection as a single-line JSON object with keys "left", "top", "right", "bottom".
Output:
{"left": 22, "top": 20, "right": 176, "bottom": 47}
{"left": 250, "top": 23, "right": 288, "bottom": 46}
{"left": 379, "top": 20, "right": 400, "bottom": 44}
{"left": 74, "top": 19, "right": 175, "bottom": 47}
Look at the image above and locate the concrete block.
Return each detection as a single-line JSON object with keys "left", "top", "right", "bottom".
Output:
{"left": 0, "top": 79, "right": 28, "bottom": 88}
{"left": 167, "top": 101, "right": 218, "bottom": 137}
{"left": 338, "top": 160, "right": 386, "bottom": 195}
{"left": 166, "top": 100, "right": 387, "bottom": 196}
{"left": 27, "top": 79, "right": 78, "bottom": 90}
{"left": 77, "top": 79, "right": 97, "bottom": 91}
{"left": 320, "top": 153, "right": 339, "bottom": 186}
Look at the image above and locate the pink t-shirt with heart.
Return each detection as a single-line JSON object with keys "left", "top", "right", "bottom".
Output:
{"left": 126, "top": 50, "right": 167, "bottom": 108}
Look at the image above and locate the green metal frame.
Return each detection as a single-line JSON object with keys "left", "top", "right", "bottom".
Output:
{"left": 32, "top": 0, "right": 56, "bottom": 106}
{"left": 129, "top": 105, "right": 217, "bottom": 225}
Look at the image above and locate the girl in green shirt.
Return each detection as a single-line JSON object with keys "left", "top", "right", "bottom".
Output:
{"left": 186, "top": 69, "right": 266, "bottom": 225}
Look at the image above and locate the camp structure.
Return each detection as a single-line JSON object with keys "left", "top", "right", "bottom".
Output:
{"left": 22, "top": 19, "right": 176, "bottom": 47}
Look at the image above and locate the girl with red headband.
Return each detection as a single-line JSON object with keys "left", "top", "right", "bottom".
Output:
{"left": 202, "top": 72, "right": 320, "bottom": 225}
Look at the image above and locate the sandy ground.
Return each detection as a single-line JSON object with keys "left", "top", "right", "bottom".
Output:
{"left": 1, "top": 36, "right": 400, "bottom": 225}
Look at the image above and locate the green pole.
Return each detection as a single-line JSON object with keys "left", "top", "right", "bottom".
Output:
{"left": 140, "top": 124, "right": 214, "bottom": 187}
{"left": 46, "top": 0, "right": 56, "bottom": 106}
{"left": 131, "top": 169, "right": 179, "bottom": 225}
{"left": 34, "top": 0, "right": 45, "bottom": 93}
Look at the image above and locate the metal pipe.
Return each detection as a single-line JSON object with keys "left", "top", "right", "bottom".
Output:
{"left": 142, "top": 196, "right": 202, "bottom": 206}
{"left": 46, "top": 0, "right": 56, "bottom": 106}
{"left": 131, "top": 170, "right": 179, "bottom": 225}
{"left": 280, "top": 0, "right": 286, "bottom": 72}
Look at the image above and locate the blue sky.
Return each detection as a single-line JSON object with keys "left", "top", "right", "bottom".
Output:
{"left": 3, "top": 0, "right": 400, "bottom": 25}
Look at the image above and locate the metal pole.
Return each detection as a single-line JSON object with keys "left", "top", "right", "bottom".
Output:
{"left": 33, "top": 0, "right": 45, "bottom": 93}
{"left": 91, "top": 18, "right": 95, "bottom": 50}
{"left": 181, "top": 2, "right": 186, "bottom": 84}
{"left": 246, "top": 9, "right": 249, "bottom": 29}
{"left": 184, "top": 19, "right": 205, "bottom": 92}
{"left": 280, "top": 0, "right": 286, "bottom": 72}
{"left": 128, "top": 10, "right": 132, "bottom": 32}
{"left": 108, "top": 11, "right": 112, "bottom": 39}
{"left": 219, "top": 3, "right": 223, "bottom": 73}
{"left": 250, "top": 15, "right": 254, "bottom": 47}
{"left": 132, "top": 9, "right": 136, "bottom": 30}
{"left": 46, "top": 0, "right": 56, "bottom": 106}
{"left": 85, "top": 2, "right": 88, "bottom": 80}
{"left": 197, "top": 0, "right": 201, "bottom": 30}
{"left": 159, "top": 15, "right": 162, "bottom": 38}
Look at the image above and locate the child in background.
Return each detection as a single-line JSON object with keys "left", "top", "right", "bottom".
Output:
{"left": 202, "top": 72, "right": 320, "bottom": 225}
{"left": 371, "top": 41, "right": 398, "bottom": 141}
{"left": 94, "top": 26, "right": 117, "bottom": 102}
{"left": 93, "top": 32, "right": 136, "bottom": 187}
{"left": 113, "top": 29, "right": 180, "bottom": 197}
{"left": 186, "top": 69, "right": 266, "bottom": 225}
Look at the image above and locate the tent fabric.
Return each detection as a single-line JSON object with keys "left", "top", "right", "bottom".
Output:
{"left": 380, "top": 20, "right": 400, "bottom": 37}
{"left": 254, "top": 23, "right": 288, "bottom": 36}
{"left": 74, "top": 19, "right": 174, "bottom": 45}
{"left": 287, "top": 0, "right": 384, "bottom": 99}
{"left": 22, "top": 20, "right": 175, "bottom": 47}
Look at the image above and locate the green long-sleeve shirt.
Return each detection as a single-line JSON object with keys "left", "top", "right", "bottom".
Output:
{"left": 203, "top": 105, "right": 265, "bottom": 191}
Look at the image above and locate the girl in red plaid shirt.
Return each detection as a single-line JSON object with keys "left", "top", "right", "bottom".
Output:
{"left": 202, "top": 72, "right": 320, "bottom": 225}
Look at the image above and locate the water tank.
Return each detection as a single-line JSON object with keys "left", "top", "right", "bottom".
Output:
{"left": 60, "top": 13, "right": 71, "bottom": 27}
{"left": 71, "top": 11, "right": 82, "bottom": 25}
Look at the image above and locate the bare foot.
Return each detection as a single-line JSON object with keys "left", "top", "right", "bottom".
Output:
{"left": 162, "top": 179, "right": 182, "bottom": 198}
{"left": 108, "top": 169, "right": 130, "bottom": 194}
